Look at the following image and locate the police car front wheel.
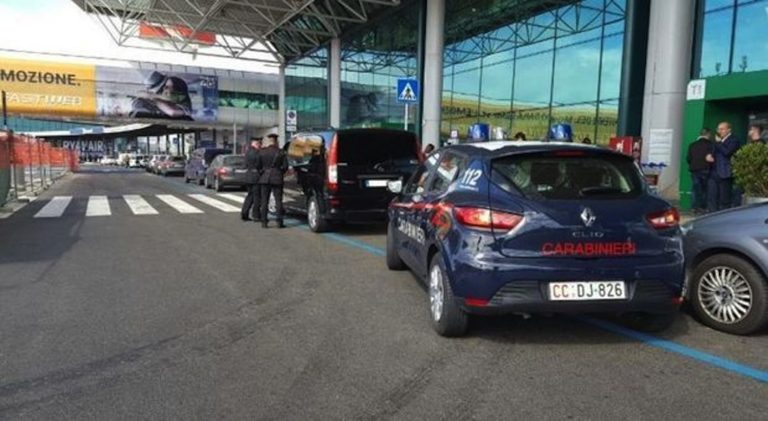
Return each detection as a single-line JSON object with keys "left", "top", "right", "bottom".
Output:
{"left": 428, "top": 253, "right": 468, "bottom": 337}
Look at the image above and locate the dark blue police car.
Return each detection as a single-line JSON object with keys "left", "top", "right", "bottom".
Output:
{"left": 386, "top": 141, "right": 685, "bottom": 337}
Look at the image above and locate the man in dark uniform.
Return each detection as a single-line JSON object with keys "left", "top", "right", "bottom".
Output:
{"left": 241, "top": 137, "right": 262, "bottom": 221}
{"left": 256, "top": 133, "right": 288, "bottom": 228}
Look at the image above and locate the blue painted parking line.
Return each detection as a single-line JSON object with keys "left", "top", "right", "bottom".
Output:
{"left": 578, "top": 316, "right": 768, "bottom": 384}
{"left": 285, "top": 218, "right": 386, "bottom": 256}
{"left": 289, "top": 220, "right": 768, "bottom": 384}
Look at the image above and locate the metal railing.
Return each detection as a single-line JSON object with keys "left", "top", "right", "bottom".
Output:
{"left": 0, "top": 130, "right": 79, "bottom": 207}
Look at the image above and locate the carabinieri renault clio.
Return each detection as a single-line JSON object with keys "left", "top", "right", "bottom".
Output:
{"left": 386, "top": 141, "right": 684, "bottom": 337}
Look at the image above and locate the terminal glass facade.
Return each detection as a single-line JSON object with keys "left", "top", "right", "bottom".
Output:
{"left": 698, "top": 0, "right": 768, "bottom": 78}
{"left": 285, "top": 48, "right": 329, "bottom": 131}
{"left": 441, "top": 0, "right": 626, "bottom": 143}
{"left": 340, "top": 2, "right": 420, "bottom": 130}
{"left": 285, "top": 0, "right": 628, "bottom": 143}
{"left": 219, "top": 91, "right": 278, "bottom": 110}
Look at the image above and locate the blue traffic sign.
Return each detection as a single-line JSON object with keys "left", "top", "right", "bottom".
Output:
{"left": 396, "top": 78, "right": 419, "bottom": 104}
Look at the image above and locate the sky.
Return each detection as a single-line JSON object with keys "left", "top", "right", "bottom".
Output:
{"left": 0, "top": 0, "right": 278, "bottom": 73}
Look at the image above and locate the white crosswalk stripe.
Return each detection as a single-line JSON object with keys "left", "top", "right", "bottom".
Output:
{"left": 86, "top": 195, "right": 111, "bottom": 217}
{"left": 123, "top": 195, "right": 159, "bottom": 215}
{"left": 156, "top": 194, "right": 203, "bottom": 214}
{"left": 187, "top": 194, "right": 241, "bottom": 212}
{"left": 217, "top": 193, "right": 245, "bottom": 204}
{"left": 34, "top": 196, "right": 72, "bottom": 218}
{"left": 24, "top": 194, "right": 257, "bottom": 219}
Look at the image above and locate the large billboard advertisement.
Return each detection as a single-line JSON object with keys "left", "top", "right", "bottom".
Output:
{"left": 0, "top": 58, "right": 97, "bottom": 117}
{"left": 95, "top": 68, "right": 218, "bottom": 122}
{"left": 0, "top": 57, "right": 218, "bottom": 123}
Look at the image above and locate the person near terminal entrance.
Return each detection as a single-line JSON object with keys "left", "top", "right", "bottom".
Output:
{"left": 748, "top": 124, "right": 766, "bottom": 144}
{"left": 256, "top": 133, "right": 288, "bottom": 229}
{"left": 687, "top": 128, "right": 713, "bottom": 214}
{"left": 241, "top": 137, "right": 262, "bottom": 222}
{"left": 706, "top": 121, "right": 741, "bottom": 212}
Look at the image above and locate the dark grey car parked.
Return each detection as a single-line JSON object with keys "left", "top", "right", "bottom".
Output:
{"left": 683, "top": 203, "right": 768, "bottom": 334}
{"left": 205, "top": 154, "right": 247, "bottom": 191}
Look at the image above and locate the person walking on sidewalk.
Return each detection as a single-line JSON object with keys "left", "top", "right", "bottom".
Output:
{"left": 687, "top": 128, "right": 713, "bottom": 214}
{"left": 241, "top": 137, "right": 262, "bottom": 222}
{"left": 256, "top": 134, "right": 288, "bottom": 228}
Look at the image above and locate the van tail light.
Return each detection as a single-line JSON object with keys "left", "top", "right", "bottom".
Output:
{"left": 646, "top": 208, "right": 680, "bottom": 230}
{"left": 326, "top": 133, "right": 339, "bottom": 193}
{"left": 454, "top": 207, "right": 524, "bottom": 231}
{"left": 218, "top": 167, "right": 230, "bottom": 175}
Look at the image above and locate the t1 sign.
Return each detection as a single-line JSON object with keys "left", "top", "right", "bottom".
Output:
{"left": 687, "top": 80, "right": 706, "bottom": 101}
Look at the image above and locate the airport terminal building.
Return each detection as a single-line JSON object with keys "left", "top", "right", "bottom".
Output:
{"left": 282, "top": 0, "right": 767, "bottom": 206}
{"left": 5, "top": 0, "right": 766, "bottom": 207}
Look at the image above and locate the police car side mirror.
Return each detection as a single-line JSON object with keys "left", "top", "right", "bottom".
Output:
{"left": 387, "top": 180, "right": 403, "bottom": 194}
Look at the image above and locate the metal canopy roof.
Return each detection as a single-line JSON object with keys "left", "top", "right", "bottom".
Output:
{"left": 72, "top": 0, "right": 402, "bottom": 64}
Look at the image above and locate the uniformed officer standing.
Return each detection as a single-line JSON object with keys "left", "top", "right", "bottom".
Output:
{"left": 256, "top": 133, "right": 288, "bottom": 228}
{"left": 241, "top": 137, "right": 262, "bottom": 222}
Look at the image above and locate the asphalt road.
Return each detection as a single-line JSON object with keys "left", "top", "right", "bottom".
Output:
{"left": 1, "top": 165, "right": 767, "bottom": 420}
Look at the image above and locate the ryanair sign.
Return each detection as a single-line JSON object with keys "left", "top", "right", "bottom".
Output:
{"left": 0, "top": 58, "right": 97, "bottom": 117}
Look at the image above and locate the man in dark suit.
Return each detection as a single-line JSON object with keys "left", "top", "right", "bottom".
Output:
{"left": 241, "top": 137, "right": 262, "bottom": 221}
{"left": 706, "top": 122, "right": 742, "bottom": 212}
{"left": 687, "top": 128, "right": 713, "bottom": 214}
{"left": 256, "top": 133, "right": 288, "bottom": 228}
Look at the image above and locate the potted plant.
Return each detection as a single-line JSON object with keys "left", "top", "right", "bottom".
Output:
{"left": 732, "top": 142, "right": 768, "bottom": 204}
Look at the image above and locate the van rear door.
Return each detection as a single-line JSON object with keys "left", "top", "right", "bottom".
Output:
{"left": 335, "top": 130, "right": 421, "bottom": 209}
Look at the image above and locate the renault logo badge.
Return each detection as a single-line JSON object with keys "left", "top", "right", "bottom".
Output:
{"left": 580, "top": 207, "right": 596, "bottom": 227}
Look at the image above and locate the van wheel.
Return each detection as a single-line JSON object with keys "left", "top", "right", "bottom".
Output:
{"left": 386, "top": 220, "right": 406, "bottom": 270}
{"left": 184, "top": 176, "right": 190, "bottom": 184}
{"left": 214, "top": 177, "right": 223, "bottom": 192}
{"left": 198, "top": 177, "right": 204, "bottom": 186}
{"left": 690, "top": 254, "right": 768, "bottom": 335}
{"left": 307, "top": 195, "right": 330, "bottom": 233}
{"left": 428, "top": 253, "right": 468, "bottom": 337}
{"left": 268, "top": 193, "right": 277, "bottom": 214}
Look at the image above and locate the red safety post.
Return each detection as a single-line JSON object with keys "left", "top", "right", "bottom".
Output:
{"left": 0, "top": 131, "right": 10, "bottom": 207}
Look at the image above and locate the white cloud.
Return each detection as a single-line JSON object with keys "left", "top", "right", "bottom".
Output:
{"left": 0, "top": 0, "right": 278, "bottom": 73}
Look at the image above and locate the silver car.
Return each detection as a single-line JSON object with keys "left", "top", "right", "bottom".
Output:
{"left": 683, "top": 203, "right": 768, "bottom": 334}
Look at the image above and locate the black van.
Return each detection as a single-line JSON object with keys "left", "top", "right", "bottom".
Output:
{"left": 284, "top": 128, "right": 422, "bottom": 232}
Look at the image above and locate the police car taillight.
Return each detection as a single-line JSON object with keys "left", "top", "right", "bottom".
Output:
{"left": 646, "top": 208, "right": 680, "bottom": 230}
{"left": 454, "top": 207, "right": 524, "bottom": 230}
{"left": 327, "top": 134, "right": 339, "bottom": 193}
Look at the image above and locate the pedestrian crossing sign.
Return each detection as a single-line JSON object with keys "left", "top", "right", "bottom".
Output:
{"left": 397, "top": 78, "right": 419, "bottom": 104}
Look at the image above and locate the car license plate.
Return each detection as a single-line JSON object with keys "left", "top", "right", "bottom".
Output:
{"left": 366, "top": 179, "right": 389, "bottom": 187}
{"left": 548, "top": 281, "right": 626, "bottom": 301}
{"left": 235, "top": 169, "right": 246, "bottom": 174}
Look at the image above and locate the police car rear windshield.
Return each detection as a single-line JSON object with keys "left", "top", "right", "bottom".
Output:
{"left": 491, "top": 152, "right": 643, "bottom": 200}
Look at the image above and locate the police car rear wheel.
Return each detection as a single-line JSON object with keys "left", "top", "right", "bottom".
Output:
{"left": 691, "top": 254, "right": 768, "bottom": 335}
{"left": 386, "top": 220, "right": 406, "bottom": 270}
{"left": 429, "top": 253, "right": 468, "bottom": 337}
